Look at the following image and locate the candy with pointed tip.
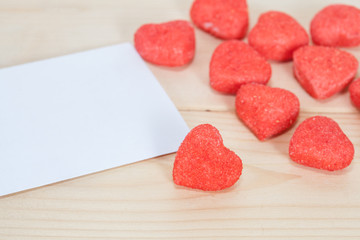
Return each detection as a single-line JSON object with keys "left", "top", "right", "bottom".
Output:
{"left": 190, "top": 0, "right": 249, "bottom": 40}
{"left": 210, "top": 40, "right": 271, "bottom": 94}
{"left": 134, "top": 20, "right": 195, "bottom": 67}
{"left": 311, "top": 4, "right": 360, "bottom": 47}
{"left": 293, "top": 45, "right": 358, "bottom": 99}
{"left": 236, "top": 83, "right": 300, "bottom": 141}
{"left": 173, "top": 124, "right": 243, "bottom": 191}
{"left": 248, "top": 11, "right": 309, "bottom": 61}
{"left": 289, "top": 116, "right": 354, "bottom": 171}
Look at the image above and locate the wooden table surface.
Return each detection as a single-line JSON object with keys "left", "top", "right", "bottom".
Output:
{"left": 0, "top": 0, "right": 360, "bottom": 239}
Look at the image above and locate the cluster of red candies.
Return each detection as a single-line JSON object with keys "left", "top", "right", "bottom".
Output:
{"left": 134, "top": 0, "right": 359, "bottom": 191}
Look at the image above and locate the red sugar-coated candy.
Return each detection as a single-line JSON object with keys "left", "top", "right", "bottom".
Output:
{"left": 210, "top": 40, "right": 271, "bottom": 94}
{"left": 235, "top": 83, "right": 300, "bottom": 141}
{"left": 190, "top": 0, "right": 248, "bottom": 40}
{"left": 311, "top": 4, "right": 360, "bottom": 47}
{"left": 349, "top": 78, "right": 360, "bottom": 109}
{"left": 293, "top": 45, "right": 358, "bottom": 99}
{"left": 248, "top": 11, "right": 309, "bottom": 61}
{"left": 173, "top": 124, "right": 243, "bottom": 191}
{"left": 134, "top": 20, "right": 195, "bottom": 67}
{"left": 289, "top": 116, "right": 354, "bottom": 171}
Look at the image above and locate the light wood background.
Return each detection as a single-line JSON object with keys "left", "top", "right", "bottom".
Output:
{"left": 1, "top": 0, "right": 360, "bottom": 239}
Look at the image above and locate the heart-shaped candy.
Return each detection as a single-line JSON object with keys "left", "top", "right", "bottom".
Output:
{"left": 289, "top": 116, "right": 354, "bottom": 171}
{"left": 210, "top": 40, "right": 271, "bottom": 94}
{"left": 248, "top": 11, "right": 309, "bottom": 61}
{"left": 293, "top": 45, "right": 358, "bottom": 99}
{"left": 236, "top": 83, "right": 300, "bottom": 141}
{"left": 349, "top": 78, "right": 360, "bottom": 109}
{"left": 173, "top": 124, "right": 243, "bottom": 191}
{"left": 134, "top": 20, "right": 195, "bottom": 67}
{"left": 190, "top": 0, "right": 248, "bottom": 40}
{"left": 311, "top": 4, "right": 360, "bottom": 47}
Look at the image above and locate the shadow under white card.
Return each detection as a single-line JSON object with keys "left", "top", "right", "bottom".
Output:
{"left": 0, "top": 43, "right": 189, "bottom": 196}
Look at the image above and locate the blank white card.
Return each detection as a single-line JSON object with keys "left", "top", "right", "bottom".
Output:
{"left": 0, "top": 43, "right": 189, "bottom": 196}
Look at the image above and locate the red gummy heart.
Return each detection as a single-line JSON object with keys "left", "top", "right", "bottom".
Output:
{"left": 210, "top": 40, "right": 271, "bottom": 94}
{"left": 173, "top": 124, "right": 243, "bottom": 191}
{"left": 311, "top": 4, "right": 360, "bottom": 47}
{"left": 293, "top": 45, "right": 358, "bottom": 99}
{"left": 289, "top": 116, "right": 354, "bottom": 171}
{"left": 134, "top": 20, "right": 195, "bottom": 67}
{"left": 349, "top": 78, "right": 360, "bottom": 109}
{"left": 190, "top": 0, "right": 248, "bottom": 40}
{"left": 248, "top": 11, "right": 309, "bottom": 61}
{"left": 236, "top": 83, "right": 300, "bottom": 141}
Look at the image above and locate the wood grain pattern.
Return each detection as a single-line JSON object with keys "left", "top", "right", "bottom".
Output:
{"left": 0, "top": 0, "right": 360, "bottom": 239}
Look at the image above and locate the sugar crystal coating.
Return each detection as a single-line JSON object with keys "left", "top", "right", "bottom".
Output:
{"left": 134, "top": 20, "right": 195, "bottom": 67}
{"left": 248, "top": 11, "right": 309, "bottom": 61}
{"left": 210, "top": 40, "right": 271, "bottom": 94}
{"left": 293, "top": 45, "right": 358, "bottom": 99}
{"left": 236, "top": 83, "right": 300, "bottom": 141}
{"left": 173, "top": 124, "right": 243, "bottom": 191}
{"left": 349, "top": 78, "right": 360, "bottom": 109}
{"left": 311, "top": 4, "right": 360, "bottom": 47}
{"left": 289, "top": 116, "right": 354, "bottom": 171}
{"left": 190, "top": 0, "right": 248, "bottom": 40}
